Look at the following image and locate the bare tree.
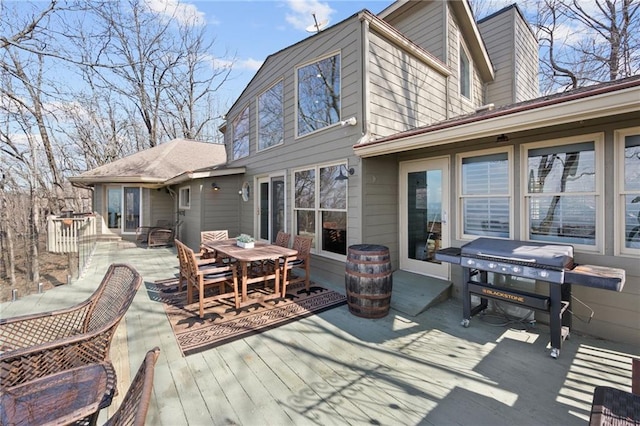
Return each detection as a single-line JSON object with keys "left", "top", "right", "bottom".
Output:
{"left": 536, "top": 0, "right": 640, "bottom": 92}
{"left": 78, "top": 0, "right": 231, "bottom": 148}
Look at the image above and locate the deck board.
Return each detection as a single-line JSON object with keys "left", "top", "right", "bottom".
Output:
{"left": 2, "top": 241, "right": 637, "bottom": 426}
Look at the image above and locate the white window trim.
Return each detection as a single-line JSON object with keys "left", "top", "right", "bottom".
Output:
{"left": 615, "top": 126, "right": 640, "bottom": 257}
{"left": 178, "top": 186, "right": 191, "bottom": 210}
{"left": 456, "top": 146, "right": 513, "bottom": 241}
{"left": 458, "top": 35, "right": 473, "bottom": 103}
{"left": 256, "top": 79, "right": 284, "bottom": 153}
{"left": 294, "top": 50, "right": 342, "bottom": 140}
{"left": 520, "top": 133, "right": 605, "bottom": 253}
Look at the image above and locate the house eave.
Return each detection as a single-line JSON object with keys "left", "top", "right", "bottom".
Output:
{"left": 164, "top": 167, "right": 246, "bottom": 185}
{"left": 67, "top": 176, "right": 164, "bottom": 185}
{"left": 354, "top": 84, "right": 640, "bottom": 158}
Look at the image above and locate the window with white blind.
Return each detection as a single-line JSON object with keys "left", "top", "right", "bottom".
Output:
{"left": 524, "top": 134, "right": 602, "bottom": 248}
{"left": 616, "top": 127, "right": 640, "bottom": 254}
{"left": 458, "top": 149, "right": 511, "bottom": 239}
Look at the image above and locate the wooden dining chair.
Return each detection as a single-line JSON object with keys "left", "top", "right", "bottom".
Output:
{"left": 175, "top": 239, "right": 239, "bottom": 318}
{"left": 175, "top": 239, "right": 222, "bottom": 292}
{"left": 274, "top": 231, "right": 291, "bottom": 248}
{"left": 199, "top": 230, "right": 230, "bottom": 261}
{"left": 279, "top": 235, "right": 313, "bottom": 297}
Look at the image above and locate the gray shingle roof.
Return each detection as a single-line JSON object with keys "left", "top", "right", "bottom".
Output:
{"left": 69, "top": 139, "right": 227, "bottom": 185}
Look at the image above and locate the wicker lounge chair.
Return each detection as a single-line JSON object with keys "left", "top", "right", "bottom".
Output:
{"left": 136, "top": 220, "right": 178, "bottom": 248}
{"left": 0, "top": 263, "right": 143, "bottom": 389}
{"left": 101, "top": 347, "right": 160, "bottom": 426}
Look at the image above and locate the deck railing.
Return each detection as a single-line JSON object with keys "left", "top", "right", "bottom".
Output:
{"left": 47, "top": 215, "right": 97, "bottom": 253}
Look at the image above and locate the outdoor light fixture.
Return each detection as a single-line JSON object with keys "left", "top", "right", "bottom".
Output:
{"left": 340, "top": 116, "right": 357, "bottom": 127}
{"left": 496, "top": 134, "right": 509, "bottom": 143}
{"left": 211, "top": 182, "right": 220, "bottom": 191}
{"left": 335, "top": 164, "right": 355, "bottom": 181}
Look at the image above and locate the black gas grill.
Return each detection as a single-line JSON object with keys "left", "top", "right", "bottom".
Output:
{"left": 436, "top": 238, "right": 625, "bottom": 358}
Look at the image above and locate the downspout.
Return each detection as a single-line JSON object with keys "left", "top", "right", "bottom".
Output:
{"left": 443, "top": 3, "right": 451, "bottom": 120}
{"left": 358, "top": 13, "right": 372, "bottom": 145}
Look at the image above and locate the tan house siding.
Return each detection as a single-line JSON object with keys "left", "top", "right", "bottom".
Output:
{"left": 513, "top": 12, "right": 539, "bottom": 101}
{"left": 368, "top": 30, "right": 448, "bottom": 138}
{"left": 416, "top": 112, "right": 640, "bottom": 347}
{"left": 224, "top": 17, "right": 365, "bottom": 249}
{"left": 478, "top": 6, "right": 539, "bottom": 106}
{"left": 381, "top": 1, "right": 446, "bottom": 62}
{"left": 447, "top": 8, "right": 486, "bottom": 116}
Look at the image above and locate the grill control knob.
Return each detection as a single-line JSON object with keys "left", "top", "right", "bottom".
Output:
{"left": 488, "top": 262, "right": 496, "bottom": 269}
{"left": 539, "top": 270, "right": 549, "bottom": 278}
{"left": 466, "top": 259, "right": 475, "bottom": 266}
{"left": 512, "top": 266, "right": 521, "bottom": 273}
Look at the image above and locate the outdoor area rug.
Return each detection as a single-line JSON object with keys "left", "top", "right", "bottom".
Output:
{"left": 146, "top": 278, "right": 347, "bottom": 356}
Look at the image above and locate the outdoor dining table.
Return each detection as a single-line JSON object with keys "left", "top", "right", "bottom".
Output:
{"left": 0, "top": 361, "right": 116, "bottom": 426}
{"left": 203, "top": 239, "right": 298, "bottom": 304}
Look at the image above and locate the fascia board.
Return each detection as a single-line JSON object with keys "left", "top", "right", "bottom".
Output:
{"left": 163, "top": 167, "right": 246, "bottom": 185}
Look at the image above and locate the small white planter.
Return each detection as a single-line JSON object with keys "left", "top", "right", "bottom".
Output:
{"left": 237, "top": 241, "right": 254, "bottom": 249}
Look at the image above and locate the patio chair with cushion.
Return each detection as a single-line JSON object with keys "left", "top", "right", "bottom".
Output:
{"left": 0, "top": 263, "right": 143, "bottom": 389}
{"left": 278, "top": 235, "right": 313, "bottom": 297}
{"left": 175, "top": 239, "right": 240, "bottom": 318}
{"left": 175, "top": 237, "right": 223, "bottom": 292}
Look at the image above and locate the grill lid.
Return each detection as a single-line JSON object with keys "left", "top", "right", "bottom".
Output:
{"left": 461, "top": 238, "right": 574, "bottom": 270}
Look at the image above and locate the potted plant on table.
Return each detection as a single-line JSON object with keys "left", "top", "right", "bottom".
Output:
{"left": 236, "top": 234, "right": 255, "bottom": 249}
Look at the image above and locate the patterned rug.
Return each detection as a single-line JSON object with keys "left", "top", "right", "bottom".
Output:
{"left": 146, "top": 278, "right": 347, "bottom": 356}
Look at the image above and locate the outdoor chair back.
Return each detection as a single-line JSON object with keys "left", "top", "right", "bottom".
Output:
{"left": 175, "top": 239, "right": 239, "bottom": 318}
{"left": 136, "top": 220, "right": 179, "bottom": 248}
{"left": 274, "top": 231, "right": 291, "bottom": 248}
{"left": 280, "top": 235, "right": 313, "bottom": 296}
{"left": 200, "top": 230, "right": 230, "bottom": 260}
{"left": 0, "top": 263, "right": 142, "bottom": 388}
{"left": 102, "top": 347, "right": 160, "bottom": 426}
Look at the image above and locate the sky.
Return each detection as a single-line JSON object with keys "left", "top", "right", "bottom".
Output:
{"left": 144, "top": 0, "right": 530, "bottom": 108}
{"left": 172, "top": 0, "right": 392, "bottom": 104}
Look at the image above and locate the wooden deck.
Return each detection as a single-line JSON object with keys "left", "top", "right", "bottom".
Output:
{"left": 2, "top": 241, "right": 637, "bottom": 425}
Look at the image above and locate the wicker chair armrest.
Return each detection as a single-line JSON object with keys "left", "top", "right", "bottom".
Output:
{"left": 0, "top": 302, "right": 92, "bottom": 351}
{"left": 0, "top": 329, "right": 116, "bottom": 388}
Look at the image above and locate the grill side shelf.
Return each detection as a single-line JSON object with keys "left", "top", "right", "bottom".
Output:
{"left": 565, "top": 265, "right": 626, "bottom": 292}
{"left": 435, "top": 247, "right": 461, "bottom": 264}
